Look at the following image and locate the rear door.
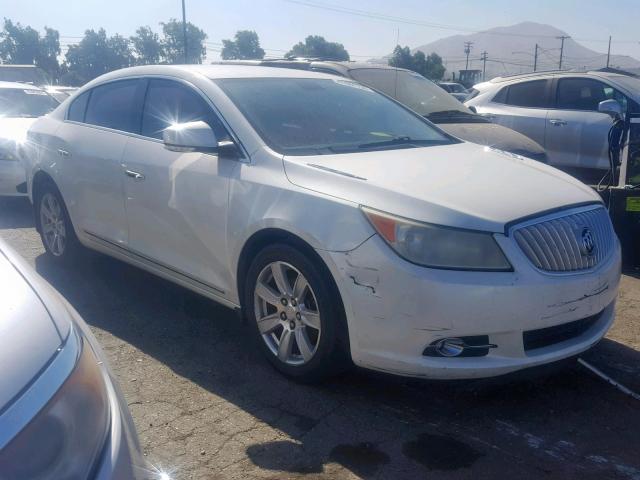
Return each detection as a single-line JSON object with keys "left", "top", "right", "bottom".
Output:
{"left": 545, "top": 77, "right": 628, "bottom": 170}
{"left": 54, "top": 79, "right": 144, "bottom": 247}
{"left": 482, "top": 79, "right": 551, "bottom": 148}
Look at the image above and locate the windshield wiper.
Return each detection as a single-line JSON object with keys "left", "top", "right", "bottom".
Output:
{"left": 356, "top": 136, "right": 438, "bottom": 150}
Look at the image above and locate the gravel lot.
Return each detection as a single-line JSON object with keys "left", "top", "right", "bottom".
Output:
{"left": 1, "top": 196, "right": 639, "bottom": 480}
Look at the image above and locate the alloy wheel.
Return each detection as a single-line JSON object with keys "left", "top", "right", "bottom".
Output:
{"left": 40, "top": 193, "right": 66, "bottom": 257}
{"left": 253, "top": 261, "right": 322, "bottom": 366}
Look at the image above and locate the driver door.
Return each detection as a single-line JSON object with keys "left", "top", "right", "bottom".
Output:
{"left": 122, "top": 78, "right": 239, "bottom": 298}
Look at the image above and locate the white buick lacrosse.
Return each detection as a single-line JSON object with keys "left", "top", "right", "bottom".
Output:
{"left": 25, "top": 65, "right": 621, "bottom": 381}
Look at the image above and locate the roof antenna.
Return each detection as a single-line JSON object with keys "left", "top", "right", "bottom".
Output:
{"left": 394, "top": 27, "right": 400, "bottom": 98}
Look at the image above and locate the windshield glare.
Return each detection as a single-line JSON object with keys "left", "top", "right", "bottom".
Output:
{"left": 349, "top": 69, "right": 471, "bottom": 116}
{"left": 216, "top": 78, "right": 452, "bottom": 155}
{"left": 0, "top": 89, "right": 59, "bottom": 118}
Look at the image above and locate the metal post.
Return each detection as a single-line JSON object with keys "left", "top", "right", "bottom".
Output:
{"left": 557, "top": 35, "right": 570, "bottom": 70}
{"left": 464, "top": 41, "right": 473, "bottom": 71}
{"left": 481, "top": 51, "right": 488, "bottom": 81}
{"left": 606, "top": 35, "right": 612, "bottom": 68}
{"left": 533, "top": 43, "right": 538, "bottom": 72}
{"left": 182, "top": 0, "right": 188, "bottom": 63}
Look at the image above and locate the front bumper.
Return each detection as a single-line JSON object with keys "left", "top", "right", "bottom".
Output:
{"left": 0, "top": 160, "right": 26, "bottom": 196}
{"left": 321, "top": 232, "right": 621, "bottom": 379}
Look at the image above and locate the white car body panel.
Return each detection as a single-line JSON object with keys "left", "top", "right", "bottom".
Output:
{"left": 0, "top": 117, "right": 35, "bottom": 196}
{"left": 26, "top": 65, "right": 621, "bottom": 379}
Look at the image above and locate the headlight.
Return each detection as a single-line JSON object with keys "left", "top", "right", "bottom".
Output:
{"left": 0, "top": 332, "right": 110, "bottom": 479}
{"left": 362, "top": 207, "right": 512, "bottom": 271}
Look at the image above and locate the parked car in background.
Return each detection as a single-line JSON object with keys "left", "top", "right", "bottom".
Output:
{"left": 0, "top": 64, "right": 50, "bottom": 85}
{"left": 438, "top": 81, "right": 469, "bottom": 102}
{"left": 0, "top": 240, "right": 147, "bottom": 478}
{"left": 466, "top": 70, "right": 640, "bottom": 174}
{"left": 215, "top": 60, "right": 547, "bottom": 163}
{"left": 26, "top": 65, "right": 620, "bottom": 382}
{"left": 45, "top": 85, "right": 78, "bottom": 103}
{"left": 0, "top": 81, "right": 58, "bottom": 196}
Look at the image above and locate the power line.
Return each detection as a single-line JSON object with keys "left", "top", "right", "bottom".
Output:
{"left": 282, "top": 0, "right": 638, "bottom": 44}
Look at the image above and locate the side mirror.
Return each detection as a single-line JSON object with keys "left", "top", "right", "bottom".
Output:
{"left": 467, "top": 105, "right": 477, "bottom": 114}
{"left": 598, "top": 99, "right": 622, "bottom": 120}
{"left": 163, "top": 121, "right": 218, "bottom": 153}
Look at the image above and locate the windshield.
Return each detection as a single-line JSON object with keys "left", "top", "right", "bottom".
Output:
{"left": 348, "top": 69, "right": 472, "bottom": 116}
{"left": 216, "top": 77, "right": 453, "bottom": 155}
{"left": 0, "top": 88, "right": 59, "bottom": 118}
{"left": 448, "top": 83, "right": 467, "bottom": 93}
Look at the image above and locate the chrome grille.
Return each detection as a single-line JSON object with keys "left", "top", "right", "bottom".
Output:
{"left": 513, "top": 206, "right": 614, "bottom": 272}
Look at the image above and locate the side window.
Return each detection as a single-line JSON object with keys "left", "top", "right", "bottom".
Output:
{"left": 84, "top": 79, "right": 142, "bottom": 133}
{"left": 556, "top": 78, "right": 627, "bottom": 112}
{"left": 141, "top": 79, "right": 229, "bottom": 141}
{"left": 67, "top": 90, "right": 90, "bottom": 122}
{"left": 505, "top": 80, "right": 549, "bottom": 108}
{"left": 492, "top": 86, "right": 507, "bottom": 103}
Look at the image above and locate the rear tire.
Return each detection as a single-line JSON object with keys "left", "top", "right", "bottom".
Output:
{"left": 244, "top": 243, "right": 349, "bottom": 382}
{"left": 35, "top": 181, "right": 82, "bottom": 263}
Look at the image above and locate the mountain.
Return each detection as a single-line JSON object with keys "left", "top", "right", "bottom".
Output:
{"left": 406, "top": 22, "right": 640, "bottom": 81}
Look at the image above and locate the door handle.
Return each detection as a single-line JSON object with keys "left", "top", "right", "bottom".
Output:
{"left": 57, "top": 149, "right": 71, "bottom": 158}
{"left": 124, "top": 169, "right": 145, "bottom": 181}
{"left": 549, "top": 119, "right": 567, "bottom": 126}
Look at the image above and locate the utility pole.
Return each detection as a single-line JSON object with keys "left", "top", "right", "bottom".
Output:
{"left": 556, "top": 35, "right": 570, "bottom": 70}
{"left": 606, "top": 35, "right": 612, "bottom": 68}
{"left": 182, "top": 0, "right": 188, "bottom": 63}
{"left": 464, "top": 41, "right": 474, "bottom": 71}
{"left": 480, "top": 51, "right": 488, "bottom": 81}
{"left": 533, "top": 43, "right": 538, "bottom": 72}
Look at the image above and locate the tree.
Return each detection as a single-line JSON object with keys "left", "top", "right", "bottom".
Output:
{"left": 0, "top": 19, "right": 61, "bottom": 81}
{"left": 221, "top": 30, "right": 265, "bottom": 60}
{"left": 130, "top": 26, "right": 163, "bottom": 65}
{"left": 161, "top": 19, "right": 207, "bottom": 64}
{"left": 286, "top": 35, "right": 349, "bottom": 61}
{"left": 388, "top": 45, "right": 445, "bottom": 80}
{"left": 62, "top": 29, "right": 134, "bottom": 85}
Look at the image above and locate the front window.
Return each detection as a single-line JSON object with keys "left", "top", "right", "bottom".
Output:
{"left": 215, "top": 77, "right": 454, "bottom": 155}
{"left": 0, "top": 88, "right": 59, "bottom": 118}
{"left": 556, "top": 78, "right": 628, "bottom": 112}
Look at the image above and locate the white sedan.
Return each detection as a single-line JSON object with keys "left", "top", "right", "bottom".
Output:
{"left": 0, "top": 81, "right": 59, "bottom": 196}
{"left": 0, "top": 240, "right": 148, "bottom": 478}
{"left": 26, "top": 65, "right": 621, "bottom": 381}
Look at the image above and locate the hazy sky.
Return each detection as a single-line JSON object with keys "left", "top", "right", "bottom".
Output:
{"left": 2, "top": 0, "right": 639, "bottom": 61}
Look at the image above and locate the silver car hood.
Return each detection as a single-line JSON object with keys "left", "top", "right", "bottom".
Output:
{"left": 0, "top": 248, "right": 67, "bottom": 411}
{"left": 283, "top": 142, "right": 601, "bottom": 232}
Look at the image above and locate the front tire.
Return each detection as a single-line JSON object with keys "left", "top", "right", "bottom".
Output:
{"left": 35, "top": 182, "right": 81, "bottom": 263}
{"left": 244, "top": 243, "right": 348, "bottom": 382}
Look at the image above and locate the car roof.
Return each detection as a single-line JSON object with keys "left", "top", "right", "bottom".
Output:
{"left": 104, "top": 64, "right": 342, "bottom": 81}
{"left": 0, "top": 81, "right": 43, "bottom": 90}
{"left": 213, "top": 59, "right": 413, "bottom": 76}
{"left": 486, "top": 69, "right": 637, "bottom": 85}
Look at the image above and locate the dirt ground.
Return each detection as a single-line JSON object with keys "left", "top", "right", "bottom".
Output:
{"left": 1, "top": 196, "right": 639, "bottom": 480}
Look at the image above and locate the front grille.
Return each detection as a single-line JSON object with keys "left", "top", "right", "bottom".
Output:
{"left": 523, "top": 312, "right": 601, "bottom": 352}
{"left": 513, "top": 206, "right": 614, "bottom": 272}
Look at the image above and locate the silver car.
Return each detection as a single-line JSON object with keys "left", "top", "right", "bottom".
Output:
{"left": 0, "top": 240, "right": 148, "bottom": 478}
{"left": 466, "top": 71, "right": 640, "bottom": 173}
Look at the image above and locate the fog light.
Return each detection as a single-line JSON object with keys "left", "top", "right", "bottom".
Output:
{"left": 434, "top": 338, "right": 466, "bottom": 357}
{"left": 423, "top": 335, "right": 497, "bottom": 358}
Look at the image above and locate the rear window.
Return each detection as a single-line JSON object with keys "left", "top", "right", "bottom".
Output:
{"left": 67, "top": 91, "right": 90, "bottom": 122}
{"left": 0, "top": 88, "right": 58, "bottom": 118}
{"left": 504, "top": 80, "right": 549, "bottom": 108}
{"left": 84, "top": 79, "right": 141, "bottom": 133}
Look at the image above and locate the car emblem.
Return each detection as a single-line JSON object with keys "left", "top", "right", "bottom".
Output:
{"left": 579, "top": 227, "right": 596, "bottom": 256}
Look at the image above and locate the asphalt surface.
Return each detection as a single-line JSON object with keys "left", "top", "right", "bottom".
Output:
{"left": 1, "top": 196, "right": 639, "bottom": 480}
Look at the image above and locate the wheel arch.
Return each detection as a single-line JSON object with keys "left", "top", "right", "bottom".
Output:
{"left": 235, "top": 227, "right": 351, "bottom": 353}
{"left": 31, "top": 170, "right": 57, "bottom": 233}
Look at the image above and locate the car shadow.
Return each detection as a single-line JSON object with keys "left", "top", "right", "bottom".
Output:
{"left": 0, "top": 197, "right": 34, "bottom": 229}
{"left": 33, "top": 250, "right": 640, "bottom": 479}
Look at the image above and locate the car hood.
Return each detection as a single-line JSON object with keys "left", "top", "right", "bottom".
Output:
{"left": 283, "top": 142, "right": 601, "bottom": 232}
{"left": 438, "top": 121, "right": 546, "bottom": 160}
{"left": 0, "top": 247, "right": 66, "bottom": 411}
{"left": 0, "top": 117, "right": 36, "bottom": 144}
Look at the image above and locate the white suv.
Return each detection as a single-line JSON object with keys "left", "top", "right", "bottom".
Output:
{"left": 466, "top": 71, "right": 640, "bottom": 174}
{"left": 26, "top": 65, "right": 621, "bottom": 381}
